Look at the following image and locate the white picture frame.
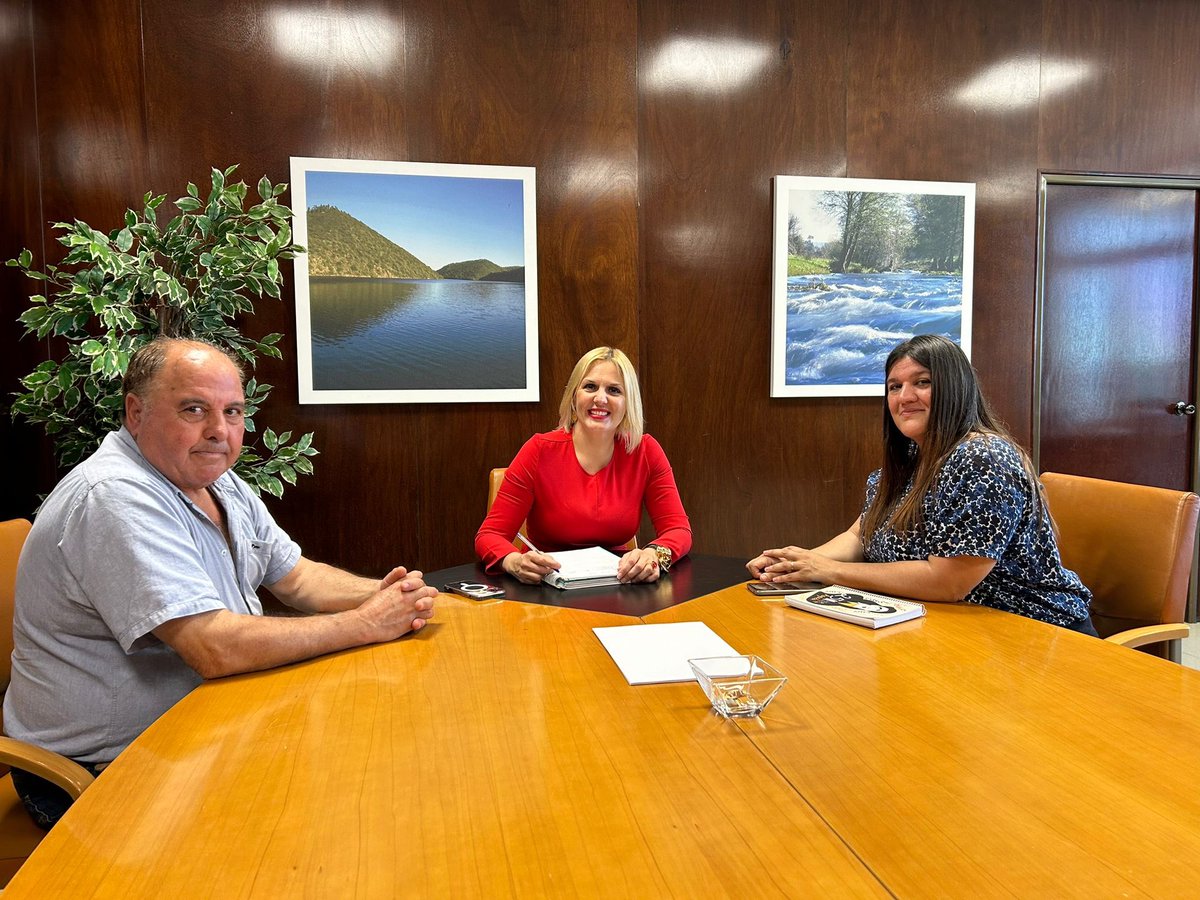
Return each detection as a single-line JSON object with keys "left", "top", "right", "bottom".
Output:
{"left": 771, "top": 175, "right": 975, "bottom": 397}
{"left": 290, "top": 157, "right": 539, "bottom": 404}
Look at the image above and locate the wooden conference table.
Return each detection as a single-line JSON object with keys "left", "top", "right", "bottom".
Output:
{"left": 7, "top": 573, "right": 1200, "bottom": 897}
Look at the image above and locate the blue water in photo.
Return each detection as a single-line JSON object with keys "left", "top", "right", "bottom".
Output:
{"left": 309, "top": 277, "right": 528, "bottom": 391}
{"left": 785, "top": 271, "right": 962, "bottom": 385}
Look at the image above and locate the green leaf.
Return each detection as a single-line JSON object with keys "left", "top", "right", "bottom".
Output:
{"left": 18, "top": 248, "right": 33, "bottom": 268}
{"left": 114, "top": 227, "right": 134, "bottom": 252}
{"left": 263, "top": 428, "right": 278, "bottom": 451}
{"left": 101, "top": 348, "right": 123, "bottom": 377}
{"left": 257, "top": 175, "right": 271, "bottom": 200}
{"left": 81, "top": 339, "right": 105, "bottom": 356}
{"left": 262, "top": 475, "right": 284, "bottom": 498}
{"left": 18, "top": 307, "right": 50, "bottom": 329}
{"left": 293, "top": 457, "right": 314, "bottom": 475}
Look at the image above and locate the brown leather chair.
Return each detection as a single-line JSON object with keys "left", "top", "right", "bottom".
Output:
{"left": 0, "top": 519, "right": 95, "bottom": 886}
{"left": 1040, "top": 473, "right": 1199, "bottom": 660}
{"left": 488, "top": 467, "right": 530, "bottom": 551}
{"left": 487, "top": 468, "right": 636, "bottom": 552}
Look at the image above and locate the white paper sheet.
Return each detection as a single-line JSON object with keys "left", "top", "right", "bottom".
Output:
{"left": 592, "top": 621, "right": 741, "bottom": 685}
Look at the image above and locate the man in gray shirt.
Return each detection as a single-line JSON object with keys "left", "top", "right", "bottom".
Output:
{"left": 3, "top": 337, "right": 436, "bottom": 827}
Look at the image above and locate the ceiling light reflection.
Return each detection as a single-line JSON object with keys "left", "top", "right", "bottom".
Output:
{"left": 955, "top": 56, "right": 1094, "bottom": 111}
{"left": 267, "top": 7, "right": 400, "bottom": 76}
{"left": 559, "top": 156, "right": 636, "bottom": 196}
{"left": 0, "top": 8, "right": 17, "bottom": 45}
{"left": 644, "top": 37, "right": 773, "bottom": 93}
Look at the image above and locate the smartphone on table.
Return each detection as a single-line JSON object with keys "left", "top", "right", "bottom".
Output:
{"left": 746, "top": 581, "right": 823, "bottom": 596}
{"left": 443, "top": 581, "right": 505, "bottom": 600}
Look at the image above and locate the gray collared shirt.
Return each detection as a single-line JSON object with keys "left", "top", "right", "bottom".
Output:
{"left": 3, "top": 427, "right": 300, "bottom": 764}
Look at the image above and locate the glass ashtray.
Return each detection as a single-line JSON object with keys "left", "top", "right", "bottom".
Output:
{"left": 688, "top": 655, "right": 787, "bottom": 718}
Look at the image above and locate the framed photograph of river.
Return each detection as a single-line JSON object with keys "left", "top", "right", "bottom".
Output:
{"left": 771, "top": 175, "right": 974, "bottom": 397}
{"left": 290, "top": 157, "right": 538, "bottom": 403}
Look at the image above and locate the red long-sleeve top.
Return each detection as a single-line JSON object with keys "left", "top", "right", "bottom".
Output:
{"left": 474, "top": 430, "right": 693, "bottom": 571}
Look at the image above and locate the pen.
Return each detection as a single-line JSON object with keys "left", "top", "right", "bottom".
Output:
{"left": 517, "top": 532, "right": 542, "bottom": 554}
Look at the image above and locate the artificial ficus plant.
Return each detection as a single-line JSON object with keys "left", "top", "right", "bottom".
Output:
{"left": 6, "top": 165, "right": 316, "bottom": 497}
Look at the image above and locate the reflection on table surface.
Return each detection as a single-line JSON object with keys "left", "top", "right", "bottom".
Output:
{"left": 7, "top": 583, "right": 1200, "bottom": 898}
{"left": 428, "top": 553, "right": 753, "bottom": 617}
{"left": 4, "top": 593, "right": 883, "bottom": 898}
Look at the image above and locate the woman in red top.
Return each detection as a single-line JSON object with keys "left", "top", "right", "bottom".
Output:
{"left": 475, "top": 347, "right": 692, "bottom": 584}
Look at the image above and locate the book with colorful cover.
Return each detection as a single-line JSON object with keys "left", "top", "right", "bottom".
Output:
{"left": 784, "top": 585, "right": 926, "bottom": 629}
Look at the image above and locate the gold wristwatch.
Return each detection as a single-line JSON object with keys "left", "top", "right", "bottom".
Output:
{"left": 646, "top": 543, "right": 673, "bottom": 572}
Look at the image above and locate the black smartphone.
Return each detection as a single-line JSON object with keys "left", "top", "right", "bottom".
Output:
{"left": 746, "top": 581, "right": 822, "bottom": 596}
{"left": 443, "top": 581, "right": 505, "bottom": 600}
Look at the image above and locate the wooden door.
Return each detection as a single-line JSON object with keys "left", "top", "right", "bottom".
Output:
{"left": 1037, "top": 180, "right": 1198, "bottom": 491}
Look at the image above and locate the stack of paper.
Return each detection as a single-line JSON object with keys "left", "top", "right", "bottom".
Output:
{"left": 543, "top": 546, "right": 623, "bottom": 590}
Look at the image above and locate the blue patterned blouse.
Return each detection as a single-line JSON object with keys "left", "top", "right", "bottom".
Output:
{"left": 861, "top": 435, "right": 1092, "bottom": 627}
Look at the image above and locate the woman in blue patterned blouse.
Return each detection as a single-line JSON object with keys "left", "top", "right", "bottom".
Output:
{"left": 748, "top": 334, "right": 1096, "bottom": 633}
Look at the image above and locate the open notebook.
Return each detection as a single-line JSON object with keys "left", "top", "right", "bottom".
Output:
{"left": 543, "top": 546, "right": 622, "bottom": 590}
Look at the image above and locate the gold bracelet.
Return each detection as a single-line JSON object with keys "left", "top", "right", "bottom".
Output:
{"left": 646, "top": 543, "right": 673, "bottom": 572}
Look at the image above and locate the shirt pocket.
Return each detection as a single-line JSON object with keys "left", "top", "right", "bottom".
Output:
{"left": 234, "top": 538, "right": 273, "bottom": 613}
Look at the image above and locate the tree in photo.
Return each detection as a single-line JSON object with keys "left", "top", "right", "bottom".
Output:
{"left": 908, "top": 194, "right": 966, "bottom": 273}
{"left": 818, "top": 191, "right": 907, "bottom": 273}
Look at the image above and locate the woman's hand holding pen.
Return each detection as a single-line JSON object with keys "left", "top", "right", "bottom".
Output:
{"left": 502, "top": 532, "right": 560, "bottom": 584}
{"left": 503, "top": 551, "right": 560, "bottom": 583}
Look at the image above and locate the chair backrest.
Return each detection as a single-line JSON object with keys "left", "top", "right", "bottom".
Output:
{"left": 488, "top": 467, "right": 507, "bottom": 514}
{"left": 488, "top": 468, "right": 530, "bottom": 551}
{"left": 0, "top": 520, "right": 32, "bottom": 695}
{"left": 1040, "top": 473, "right": 1199, "bottom": 641}
{"left": 487, "top": 468, "right": 637, "bottom": 552}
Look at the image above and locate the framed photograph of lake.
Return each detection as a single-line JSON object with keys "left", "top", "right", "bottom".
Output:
{"left": 289, "top": 157, "right": 538, "bottom": 403}
{"left": 771, "top": 175, "right": 975, "bottom": 397}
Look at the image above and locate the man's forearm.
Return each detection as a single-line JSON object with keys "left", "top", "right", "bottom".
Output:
{"left": 267, "top": 557, "right": 380, "bottom": 613}
{"left": 155, "top": 608, "right": 375, "bottom": 678}
{"left": 154, "top": 575, "right": 436, "bottom": 679}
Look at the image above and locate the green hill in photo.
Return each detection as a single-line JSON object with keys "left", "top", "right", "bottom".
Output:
{"left": 438, "top": 260, "right": 525, "bottom": 283}
{"left": 306, "top": 205, "right": 440, "bottom": 279}
{"left": 438, "top": 258, "right": 502, "bottom": 280}
{"left": 480, "top": 266, "right": 524, "bottom": 283}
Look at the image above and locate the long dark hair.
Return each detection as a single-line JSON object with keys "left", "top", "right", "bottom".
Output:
{"left": 861, "top": 335, "right": 1037, "bottom": 541}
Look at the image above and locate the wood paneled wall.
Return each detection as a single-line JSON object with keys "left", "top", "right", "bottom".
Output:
{"left": 3, "top": 0, "right": 1199, "bottom": 574}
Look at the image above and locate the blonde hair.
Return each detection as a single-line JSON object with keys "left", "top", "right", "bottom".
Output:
{"left": 556, "top": 347, "right": 644, "bottom": 451}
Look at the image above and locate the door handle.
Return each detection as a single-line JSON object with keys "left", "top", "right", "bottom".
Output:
{"left": 1170, "top": 401, "right": 1196, "bottom": 416}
